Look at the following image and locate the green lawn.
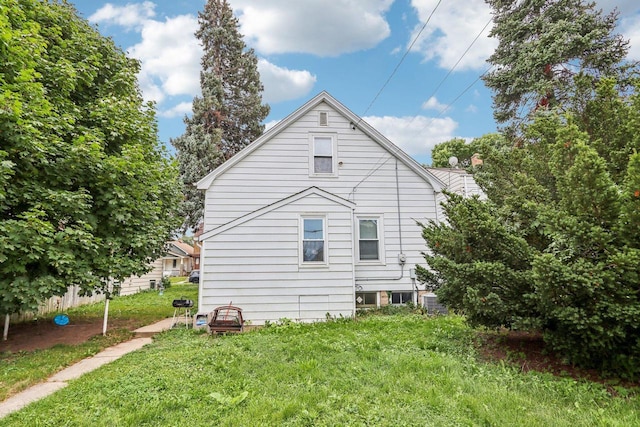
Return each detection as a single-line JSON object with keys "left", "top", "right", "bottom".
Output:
{"left": 0, "top": 282, "right": 198, "bottom": 401}
{"left": 2, "top": 313, "right": 639, "bottom": 426}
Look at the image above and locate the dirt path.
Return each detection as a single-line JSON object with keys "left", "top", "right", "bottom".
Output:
{"left": 1, "top": 318, "right": 140, "bottom": 353}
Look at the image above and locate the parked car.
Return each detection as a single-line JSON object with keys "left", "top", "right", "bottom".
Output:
{"left": 188, "top": 269, "right": 200, "bottom": 283}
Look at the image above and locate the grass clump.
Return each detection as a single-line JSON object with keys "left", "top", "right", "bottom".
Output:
{"left": 3, "top": 314, "right": 639, "bottom": 426}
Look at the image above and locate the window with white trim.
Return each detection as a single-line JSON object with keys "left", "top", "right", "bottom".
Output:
{"left": 301, "top": 216, "right": 326, "bottom": 263}
{"left": 310, "top": 134, "right": 337, "bottom": 176}
{"left": 356, "top": 292, "right": 377, "bottom": 308}
{"left": 358, "top": 217, "right": 381, "bottom": 261}
{"left": 391, "top": 292, "right": 413, "bottom": 305}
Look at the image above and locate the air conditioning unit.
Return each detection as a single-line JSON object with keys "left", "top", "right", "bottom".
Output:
{"left": 422, "top": 293, "right": 448, "bottom": 315}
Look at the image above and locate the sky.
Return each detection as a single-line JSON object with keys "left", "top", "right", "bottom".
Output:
{"left": 70, "top": 0, "right": 640, "bottom": 165}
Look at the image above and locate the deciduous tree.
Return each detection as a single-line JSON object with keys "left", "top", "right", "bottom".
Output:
{"left": 0, "top": 0, "right": 181, "bottom": 316}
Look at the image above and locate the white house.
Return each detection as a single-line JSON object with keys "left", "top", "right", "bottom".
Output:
{"left": 196, "top": 91, "right": 451, "bottom": 324}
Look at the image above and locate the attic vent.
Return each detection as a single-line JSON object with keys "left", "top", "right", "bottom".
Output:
{"left": 319, "top": 111, "right": 329, "bottom": 126}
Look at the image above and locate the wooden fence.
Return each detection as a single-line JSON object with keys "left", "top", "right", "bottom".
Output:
{"left": 8, "top": 285, "right": 106, "bottom": 323}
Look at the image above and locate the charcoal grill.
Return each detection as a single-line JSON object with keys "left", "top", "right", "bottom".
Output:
{"left": 171, "top": 297, "right": 194, "bottom": 328}
{"left": 172, "top": 299, "right": 194, "bottom": 308}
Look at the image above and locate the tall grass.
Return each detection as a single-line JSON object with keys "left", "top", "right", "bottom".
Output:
{"left": 3, "top": 314, "right": 638, "bottom": 426}
{"left": 0, "top": 283, "right": 198, "bottom": 401}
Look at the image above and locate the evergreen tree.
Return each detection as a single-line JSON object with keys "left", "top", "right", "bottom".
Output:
{"left": 482, "top": 0, "right": 632, "bottom": 129}
{"left": 172, "top": 0, "right": 270, "bottom": 231}
{"left": 421, "top": 0, "right": 640, "bottom": 375}
{"left": 421, "top": 84, "right": 640, "bottom": 375}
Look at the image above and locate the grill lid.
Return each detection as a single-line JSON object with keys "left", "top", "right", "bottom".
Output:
{"left": 172, "top": 299, "right": 194, "bottom": 308}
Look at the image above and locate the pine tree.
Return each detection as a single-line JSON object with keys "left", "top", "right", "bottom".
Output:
{"left": 172, "top": 0, "right": 270, "bottom": 231}
{"left": 421, "top": 0, "right": 640, "bottom": 375}
{"left": 482, "top": 0, "right": 632, "bottom": 129}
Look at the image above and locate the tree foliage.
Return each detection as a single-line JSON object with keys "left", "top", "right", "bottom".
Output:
{"left": 431, "top": 138, "right": 478, "bottom": 168}
{"left": 421, "top": 0, "right": 640, "bottom": 375}
{"left": 0, "top": 0, "right": 181, "bottom": 315}
{"left": 172, "top": 0, "right": 270, "bottom": 231}
{"left": 482, "top": 0, "right": 634, "bottom": 129}
{"left": 421, "top": 80, "right": 640, "bottom": 376}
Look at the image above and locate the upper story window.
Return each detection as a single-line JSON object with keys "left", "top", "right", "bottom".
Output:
{"left": 357, "top": 217, "right": 383, "bottom": 262}
{"left": 310, "top": 134, "right": 337, "bottom": 177}
{"left": 301, "top": 216, "right": 326, "bottom": 264}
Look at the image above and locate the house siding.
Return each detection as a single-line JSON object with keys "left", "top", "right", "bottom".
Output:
{"left": 200, "top": 95, "right": 441, "bottom": 322}
{"left": 120, "top": 258, "right": 163, "bottom": 296}
{"left": 201, "top": 193, "right": 355, "bottom": 324}
{"left": 426, "top": 168, "right": 484, "bottom": 224}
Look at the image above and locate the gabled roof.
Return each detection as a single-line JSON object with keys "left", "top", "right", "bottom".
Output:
{"left": 200, "top": 186, "right": 356, "bottom": 240}
{"left": 167, "top": 241, "right": 195, "bottom": 257}
{"left": 196, "top": 91, "right": 444, "bottom": 192}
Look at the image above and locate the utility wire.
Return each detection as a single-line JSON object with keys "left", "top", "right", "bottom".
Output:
{"left": 418, "top": 65, "right": 494, "bottom": 134}
{"left": 353, "top": 5, "right": 492, "bottom": 190}
{"left": 418, "top": 17, "right": 493, "bottom": 118}
{"left": 357, "top": 0, "right": 444, "bottom": 124}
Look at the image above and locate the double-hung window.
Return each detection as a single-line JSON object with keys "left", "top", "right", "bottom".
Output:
{"left": 301, "top": 216, "right": 326, "bottom": 264}
{"left": 310, "top": 134, "right": 337, "bottom": 176}
{"left": 358, "top": 218, "right": 381, "bottom": 261}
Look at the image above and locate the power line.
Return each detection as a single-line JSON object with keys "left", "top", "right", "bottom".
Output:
{"left": 419, "top": 17, "right": 493, "bottom": 116}
{"left": 417, "top": 65, "right": 494, "bottom": 134}
{"left": 358, "top": 0, "right": 444, "bottom": 122}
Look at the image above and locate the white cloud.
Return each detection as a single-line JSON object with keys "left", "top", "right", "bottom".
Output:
{"left": 231, "top": 0, "right": 393, "bottom": 56}
{"left": 89, "top": 4, "right": 201, "bottom": 105}
{"left": 264, "top": 119, "right": 280, "bottom": 131}
{"left": 159, "top": 102, "right": 193, "bottom": 118}
{"left": 88, "top": 3, "right": 320, "bottom": 108}
{"left": 410, "top": 0, "right": 496, "bottom": 71}
{"left": 595, "top": 0, "right": 640, "bottom": 15}
{"left": 363, "top": 115, "right": 458, "bottom": 158}
{"left": 88, "top": 1, "right": 156, "bottom": 29}
{"left": 127, "top": 14, "right": 201, "bottom": 102}
{"left": 421, "top": 96, "right": 448, "bottom": 113}
{"left": 465, "top": 104, "right": 478, "bottom": 113}
{"left": 409, "top": 0, "right": 640, "bottom": 70}
{"left": 258, "top": 60, "right": 317, "bottom": 103}
{"left": 619, "top": 14, "right": 640, "bottom": 61}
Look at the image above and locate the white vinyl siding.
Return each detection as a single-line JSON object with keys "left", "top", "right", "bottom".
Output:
{"left": 120, "top": 258, "right": 163, "bottom": 296}
{"left": 201, "top": 192, "right": 354, "bottom": 324}
{"left": 200, "top": 98, "right": 442, "bottom": 321}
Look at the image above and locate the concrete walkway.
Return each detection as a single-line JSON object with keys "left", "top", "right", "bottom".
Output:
{"left": 0, "top": 317, "right": 175, "bottom": 419}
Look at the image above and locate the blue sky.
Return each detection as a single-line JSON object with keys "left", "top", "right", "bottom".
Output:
{"left": 71, "top": 0, "right": 640, "bottom": 165}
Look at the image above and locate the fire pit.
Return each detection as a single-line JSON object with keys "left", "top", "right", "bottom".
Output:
{"left": 208, "top": 305, "right": 244, "bottom": 334}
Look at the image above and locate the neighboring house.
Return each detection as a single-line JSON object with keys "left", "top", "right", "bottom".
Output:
{"left": 119, "top": 258, "right": 163, "bottom": 296}
{"left": 426, "top": 167, "right": 485, "bottom": 223}
{"left": 162, "top": 240, "right": 196, "bottom": 277}
{"left": 120, "top": 241, "right": 196, "bottom": 295}
{"left": 196, "top": 91, "right": 452, "bottom": 325}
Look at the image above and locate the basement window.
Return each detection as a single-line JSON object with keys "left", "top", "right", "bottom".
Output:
{"left": 391, "top": 292, "right": 413, "bottom": 305}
